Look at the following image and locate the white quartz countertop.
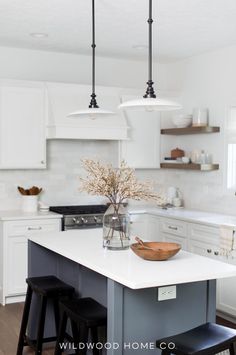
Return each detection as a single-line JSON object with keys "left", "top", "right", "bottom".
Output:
{"left": 129, "top": 206, "right": 236, "bottom": 227}
{"left": 29, "top": 229, "right": 236, "bottom": 289}
{"left": 0, "top": 210, "right": 62, "bottom": 221}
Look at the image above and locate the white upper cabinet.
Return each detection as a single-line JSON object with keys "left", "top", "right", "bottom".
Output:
{"left": 46, "top": 82, "right": 128, "bottom": 140}
{"left": 119, "top": 96, "right": 160, "bottom": 168}
{"left": 0, "top": 80, "right": 46, "bottom": 169}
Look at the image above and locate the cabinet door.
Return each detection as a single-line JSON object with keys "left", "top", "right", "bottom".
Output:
{"left": 188, "top": 223, "right": 219, "bottom": 244}
{"left": 7, "top": 235, "right": 27, "bottom": 295}
{"left": 130, "top": 214, "right": 147, "bottom": 239}
{"left": 0, "top": 83, "right": 46, "bottom": 169}
{"left": 146, "top": 215, "right": 162, "bottom": 241}
{"left": 188, "top": 237, "right": 236, "bottom": 317}
{"left": 119, "top": 96, "right": 160, "bottom": 168}
{"left": 162, "top": 232, "right": 188, "bottom": 250}
{"left": 5, "top": 218, "right": 61, "bottom": 298}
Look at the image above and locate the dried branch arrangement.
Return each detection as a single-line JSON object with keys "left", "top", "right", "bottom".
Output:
{"left": 80, "top": 159, "right": 165, "bottom": 206}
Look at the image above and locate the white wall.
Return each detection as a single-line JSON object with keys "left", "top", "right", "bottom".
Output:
{"left": 153, "top": 45, "right": 236, "bottom": 215}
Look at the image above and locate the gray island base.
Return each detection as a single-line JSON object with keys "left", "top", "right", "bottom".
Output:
{"left": 28, "top": 240, "right": 216, "bottom": 355}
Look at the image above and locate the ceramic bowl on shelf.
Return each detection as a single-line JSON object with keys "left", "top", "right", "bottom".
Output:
{"left": 172, "top": 114, "right": 192, "bottom": 128}
{"left": 130, "top": 241, "right": 181, "bottom": 261}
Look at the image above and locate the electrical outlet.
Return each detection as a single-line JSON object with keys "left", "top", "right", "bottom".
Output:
{"left": 157, "top": 285, "right": 177, "bottom": 301}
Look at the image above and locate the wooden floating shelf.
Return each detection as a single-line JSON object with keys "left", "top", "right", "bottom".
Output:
{"left": 161, "top": 126, "right": 220, "bottom": 135}
{"left": 160, "top": 163, "right": 219, "bottom": 171}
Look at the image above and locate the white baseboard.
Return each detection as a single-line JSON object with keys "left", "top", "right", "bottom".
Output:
{"left": 5, "top": 294, "right": 25, "bottom": 305}
{"left": 217, "top": 310, "right": 236, "bottom": 324}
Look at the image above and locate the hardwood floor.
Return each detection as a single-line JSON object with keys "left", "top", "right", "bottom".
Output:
{"left": 216, "top": 315, "right": 236, "bottom": 329}
{"left": 0, "top": 303, "right": 54, "bottom": 355}
{"left": 0, "top": 303, "right": 235, "bottom": 355}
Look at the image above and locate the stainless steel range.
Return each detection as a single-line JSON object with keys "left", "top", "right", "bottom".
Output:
{"left": 49, "top": 205, "right": 108, "bottom": 231}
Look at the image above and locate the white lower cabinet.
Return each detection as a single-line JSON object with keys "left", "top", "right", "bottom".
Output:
{"left": 130, "top": 213, "right": 161, "bottom": 241}
{"left": 0, "top": 217, "right": 61, "bottom": 305}
{"left": 130, "top": 214, "right": 147, "bottom": 238}
{"left": 160, "top": 217, "right": 188, "bottom": 250}
{"left": 162, "top": 232, "right": 188, "bottom": 250}
{"left": 188, "top": 239, "right": 219, "bottom": 259}
{"left": 188, "top": 222, "right": 236, "bottom": 319}
{"left": 146, "top": 215, "right": 162, "bottom": 241}
{"left": 7, "top": 235, "right": 28, "bottom": 296}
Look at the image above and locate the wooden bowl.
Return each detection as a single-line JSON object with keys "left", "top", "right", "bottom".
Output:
{"left": 130, "top": 242, "right": 181, "bottom": 261}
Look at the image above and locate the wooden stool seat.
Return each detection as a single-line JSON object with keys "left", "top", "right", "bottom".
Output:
{"left": 156, "top": 323, "right": 236, "bottom": 355}
{"left": 54, "top": 297, "right": 107, "bottom": 355}
{"left": 17, "top": 275, "right": 74, "bottom": 355}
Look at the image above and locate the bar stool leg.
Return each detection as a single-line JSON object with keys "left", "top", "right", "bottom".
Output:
{"left": 71, "top": 320, "right": 80, "bottom": 355}
{"left": 90, "top": 327, "right": 99, "bottom": 355}
{"left": 53, "top": 299, "right": 60, "bottom": 334}
{"left": 161, "top": 351, "right": 171, "bottom": 355}
{"left": 54, "top": 311, "right": 68, "bottom": 355}
{"left": 35, "top": 295, "right": 47, "bottom": 355}
{"left": 16, "top": 285, "right": 33, "bottom": 355}
{"left": 230, "top": 343, "right": 236, "bottom": 355}
{"left": 78, "top": 323, "right": 89, "bottom": 355}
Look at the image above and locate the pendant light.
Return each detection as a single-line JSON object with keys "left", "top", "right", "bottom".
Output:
{"left": 67, "top": 0, "right": 114, "bottom": 119}
{"left": 119, "top": 0, "right": 181, "bottom": 112}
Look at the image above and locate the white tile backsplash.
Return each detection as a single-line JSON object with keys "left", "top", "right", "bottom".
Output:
{"left": 1, "top": 138, "right": 236, "bottom": 215}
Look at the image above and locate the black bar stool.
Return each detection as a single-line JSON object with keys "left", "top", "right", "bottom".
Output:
{"left": 156, "top": 322, "right": 236, "bottom": 355}
{"left": 17, "top": 275, "right": 75, "bottom": 355}
{"left": 54, "top": 297, "right": 107, "bottom": 355}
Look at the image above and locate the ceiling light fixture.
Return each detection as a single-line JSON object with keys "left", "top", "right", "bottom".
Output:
{"left": 30, "top": 32, "right": 48, "bottom": 38}
{"left": 119, "top": 0, "right": 181, "bottom": 112}
{"left": 67, "top": 0, "right": 114, "bottom": 119}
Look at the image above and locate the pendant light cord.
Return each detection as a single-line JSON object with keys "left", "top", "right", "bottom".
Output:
{"left": 144, "top": 0, "right": 156, "bottom": 99}
{"left": 89, "top": 0, "right": 99, "bottom": 108}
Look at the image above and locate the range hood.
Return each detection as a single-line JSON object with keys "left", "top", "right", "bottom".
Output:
{"left": 46, "top": 82, "right": 128, "bottom": 140}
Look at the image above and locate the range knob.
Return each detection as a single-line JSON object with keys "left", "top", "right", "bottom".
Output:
{"left": 72, "top": 217, "right": 80, "bottom": 224}
{"left": 81, "top": 217, "right": 88, "bottom": 224}
{"left": 94, "top": 216, "right": 98, "bottom": 223}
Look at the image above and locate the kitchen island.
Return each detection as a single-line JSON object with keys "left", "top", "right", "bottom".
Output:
{"left": 28, "top": 229, "right": 236, "bottom": 354}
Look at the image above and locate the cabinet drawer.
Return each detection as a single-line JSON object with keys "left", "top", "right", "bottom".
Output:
{"left": 6, "top": 219, "right": 61, "bottom": 236}
{"left": 189, "top": 223, "right": 219, "bottom": 244}
{"left": 160, "top": 218, "right": 187, "bottom": 237}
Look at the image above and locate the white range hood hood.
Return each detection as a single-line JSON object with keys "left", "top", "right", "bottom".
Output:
{"left": 46, "top": 82, "right": 128, "bottom": 140}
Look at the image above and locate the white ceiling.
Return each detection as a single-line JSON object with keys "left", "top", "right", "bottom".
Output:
{"left": 0, "top": 0, "right": 236, "bottom": 62}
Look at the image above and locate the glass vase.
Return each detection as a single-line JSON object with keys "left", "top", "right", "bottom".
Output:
{"left": 103, "top": 204, "right": 130, "bottom": 250}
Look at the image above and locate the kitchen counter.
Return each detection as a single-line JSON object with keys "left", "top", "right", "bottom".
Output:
{"left": 0, "top": 210, "right": 62, "bottom": 221}
{"left": 28, "top": 229, "right": 236, "bottom": 289}
{"left": 129, "top": 206, "right": 236, "bottom": 227}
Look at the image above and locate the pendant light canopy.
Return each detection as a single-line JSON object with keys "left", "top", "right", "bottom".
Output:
{"left": 119, "top": 0, "right": 181, "bottom": 112}
{"left": 68, "top": 0, "right": 114, "bottom": 118}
